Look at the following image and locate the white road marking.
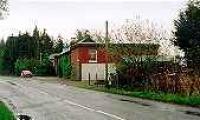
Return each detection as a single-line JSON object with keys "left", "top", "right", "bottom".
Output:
{"left": 0, "top": 78, "right": 126, "bottom": 120}
{"left": 63, "top": 99, "right": 126, "bottom": 120}
{"left": 96, "top": 110, "right": 126, "bottom": 120}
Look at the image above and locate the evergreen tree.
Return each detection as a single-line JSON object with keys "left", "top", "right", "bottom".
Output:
{"left": 75, "top": 29, "right": 91, "bottom": 41}
{"left": 76, "top": 30, "right": 84, "bottom": 41}
{"left": 32, "top": 26, "right": 40, "bottom": 59}
{"left": 54, "top": 35, "right": 64, "bottom": 53}
{"left": 17, "top": 32, "right": 34, "bottom": 58}
{"left": 1, "top": 27, "right": 57, "bottom": 75}
{"left": 0, "top": 38, "right": 6, "bottom": 74}
{"left": 0, "top": 38, "right": 5, "bottom": 48}
{"left": 40, "top": 29, "right": 54, "bottom": 55}
{"left": 174, "top": 0, "right": 200, "bottom": 70}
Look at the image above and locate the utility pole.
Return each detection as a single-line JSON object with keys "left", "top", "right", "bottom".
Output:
{"left": 11, "top": 34, "right": 14, "bottom": 75}
{"left": 105, "top": 21, "right": 109, "bottom": 81}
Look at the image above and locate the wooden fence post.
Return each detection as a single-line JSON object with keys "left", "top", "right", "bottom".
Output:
{"left": 88, "top": 73, "right": 91, "bottom": 86}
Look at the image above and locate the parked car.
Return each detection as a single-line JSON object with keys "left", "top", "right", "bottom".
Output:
{"left": 20, "top": 70, "right": 33, "bottom": 78}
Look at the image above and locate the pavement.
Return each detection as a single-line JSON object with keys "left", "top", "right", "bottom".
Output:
{"left": 0, "top": 76, "right": 200, "bottom": 120}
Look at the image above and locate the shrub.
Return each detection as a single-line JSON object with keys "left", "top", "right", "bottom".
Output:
{"left": 115, "top": 56, "right": 158, "bottom": 88}
{"left": 34, "top": 53, "right": 55, "bottom": 76}
{"left": 14, "top": 58, "right": 37, "bottom": 75}
{"left": 58, "top": 55, "right": 71, "bottom": 78}
{"left": 15, "top": 53, "right": 55, "bottom": 76}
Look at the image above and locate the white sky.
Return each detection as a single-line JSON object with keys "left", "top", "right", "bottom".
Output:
{"left": 0, "top": 0, "right": 187, "bottom": 41}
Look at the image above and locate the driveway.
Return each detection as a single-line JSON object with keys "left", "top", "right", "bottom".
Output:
{"left": 0, "top": 76, "right": 200, "bottom": 120}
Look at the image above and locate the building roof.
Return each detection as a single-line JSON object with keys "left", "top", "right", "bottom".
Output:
{"left": 49, "top": 47, "right": 70, "bottom": 59}
{"left": 49, "top": 53, "right": 60, "bottom": 60}
{"left": 77, "top": 37, "right": 96, "bottom": 43}
{"left": 54, "top": 37, "right": 160, "bottom": 58}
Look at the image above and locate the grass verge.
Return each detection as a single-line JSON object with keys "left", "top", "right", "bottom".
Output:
{"left": 65, "top": 80, "right": 200, "bottom": 107}
{"left": 0, "top": 101, "right": 16, "bottom": 120}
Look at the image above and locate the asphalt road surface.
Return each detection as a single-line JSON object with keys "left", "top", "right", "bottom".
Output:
{"left": 0, "top": 76, "right": 200, "bottom": 120}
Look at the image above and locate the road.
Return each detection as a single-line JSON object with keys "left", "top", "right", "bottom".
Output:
{"left": 0, "top": 76, "right": 200, "bottom": 120}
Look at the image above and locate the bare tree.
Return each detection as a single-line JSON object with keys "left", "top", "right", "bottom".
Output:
{"left": 0, "top": 0, "right": 8, "bottom": 19}
{"left": 109, "top": 18, "right": 160, "bottom": 43}
{"left": 108, "top": 17, "right": 181, "bottom": 61}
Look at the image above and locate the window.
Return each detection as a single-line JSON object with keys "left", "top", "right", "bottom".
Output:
{"left": 89, "top": 49, "right": 97, "bottom": 62}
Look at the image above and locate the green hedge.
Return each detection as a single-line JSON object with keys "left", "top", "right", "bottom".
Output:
{"left": 34, "top": 54, "right": 55, "bottom": 76}
{"left": 58, "top": 55, "right": 71, "bottom": 78}
{"left": 14, "top": 54, "right": 55, "bottom": 76}
{"left": 14, "top": 58, "right": 38, "bottom": 75}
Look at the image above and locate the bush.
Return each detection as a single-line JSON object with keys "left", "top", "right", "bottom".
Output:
{"left": 58, "top": 55, "right": 71, "bottom": 78}
{"left": 14, "top": 53, "right": 55, "bottom": 76}
{"left": 114, "top": 56, "right": 200, "bottom": 96}
{"left": 34, "top": 53, "right": 55, "bottom": 76}
{"left": 115, "top": 57, "right": 158, "bottom": 88}
{"left": 33, "top": 61, "right": 55, "bottom": 76}
{"left": 14, "top": 58, "right": 37, "bottom": 75}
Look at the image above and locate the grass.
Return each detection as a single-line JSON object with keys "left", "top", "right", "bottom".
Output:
{"left": 65, "top": 80, "right": 200, "bottom": 107}
{"left": 0, "top": 101, "right": 16, "bottom": 120}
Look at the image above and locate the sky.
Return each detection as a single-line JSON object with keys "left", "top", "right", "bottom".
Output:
{"left": 0, "top": 0, "right": 187, "bottom": 41}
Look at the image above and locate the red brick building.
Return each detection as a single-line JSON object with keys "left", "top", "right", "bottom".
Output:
{"left": 54, "top": 38, "right": 159, "bottom": 80}
{"left": 70, "top": 38, "right": 114, "bottom": 80}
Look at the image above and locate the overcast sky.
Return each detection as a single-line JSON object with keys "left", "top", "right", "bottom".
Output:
{"left": 0, "top": 0, "right": 187, "bottom": 41}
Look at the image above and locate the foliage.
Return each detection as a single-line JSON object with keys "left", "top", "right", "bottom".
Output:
{"left": 58, "top": 55, "right": 71, "bottom": 78}
{"left": 185, "top": 46, "right": 200, "bottom": 71}
{"left": 70, "top": 29, "right": 92, "bottom": 46}
{"left": 0, "top": 39, "right": 6, "bottom": 74}
{"left": 0, "top": 101, "right": 16, "bottom": 120}
{"left": 32, "top": 26, "right": 40, "bottom": 59}
{"left": 14, "top": 58, "right": 37, "bottom": 75}
{"left": 0, "top": 41, "right": 13, "bottom": 74}
{"left": 174, "top": 0, "right": 200, "bottom": 70}
{"left": 114, "top": 56, "right": 200, "bottom": 95}
{"left": 76, "top": 29, "right": 90, "bottom": 41}
{"left": 34, "top": 53, "right": 54, "bottom": 76}
{"left": 115, "top": 56, "right": 158, "bottom": 87}
{"left": 108, "top": 43, "right": 159, "bottom": 62}
{"left": 0, "top": 26, "right": 60, "bottom": 75}
{"left": 39, "top": 29, "right": 54, "bottom": 54}
{"left": 53, "top": 35, "right": 64, "bottom": 53}
{"left": 110, "top": 19, "right": 161, "bottom": 43}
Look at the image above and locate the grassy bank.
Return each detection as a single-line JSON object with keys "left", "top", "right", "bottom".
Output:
{"left": 65, "top": 80, "right": 200, "bottom": 107}
{"left": 0, "top": 101, "right": 16, "bottom": 120}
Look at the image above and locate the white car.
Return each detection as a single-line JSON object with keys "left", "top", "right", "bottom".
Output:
{"left": 20, "top": 70, "right": 33, "bottom": 78}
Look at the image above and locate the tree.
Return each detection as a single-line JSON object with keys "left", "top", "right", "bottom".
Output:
{"left": 103, "top": 18, "right": 169, "bottom": 61}
{"left": 174, "top": 0, "right": 200, "bottom": 70}
{"left": 75, "top": 29, "right": 91, "bottom": 41}
{"left": 0, "top": 39, "right": 6, "bottom": 74}
{"left": 32, "top": 26, "right": 40, "bottom": 59}
{"left": 76, "top": 30, "right": 84, "bottom": 41}
{"left": 54, "top": 35, "right": 64, "bottom": 53}
{"left": 0, "top": 38, "right": 5, "bottom": 47}
{"left": 0, "top": 0, "right": 8, "bottom": 19}
{"left": 40, "top": 29, "right": 54, "bottom": 54}
{"left": 58, "top": 55, "right": 71, "bottom": 78}
{"left": 3, "top": 32, "right": 37, "bottom": 74}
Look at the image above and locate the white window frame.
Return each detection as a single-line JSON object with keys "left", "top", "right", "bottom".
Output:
{"left": 89, "top": 49, "right": 97, "bottom": 63}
